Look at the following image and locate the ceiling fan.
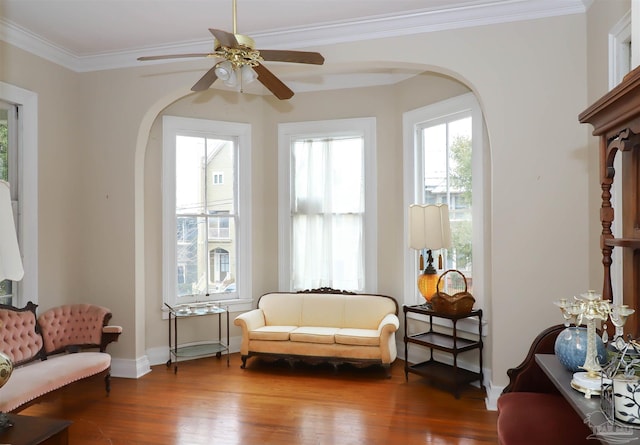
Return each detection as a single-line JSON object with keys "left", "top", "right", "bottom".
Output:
{"left": 137, "top": 0, "right": 325, "bottom": 100}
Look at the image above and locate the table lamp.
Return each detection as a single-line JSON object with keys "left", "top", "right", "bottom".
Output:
{"left": 0, "top": 180, "right": 23, "bottom": 429}
{"left": 408, "top": 204, "right": 451, "bottom": 303}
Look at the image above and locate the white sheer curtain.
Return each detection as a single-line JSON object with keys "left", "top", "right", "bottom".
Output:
{"left": 291, "top": 137, "right": 364, "bottom": 291}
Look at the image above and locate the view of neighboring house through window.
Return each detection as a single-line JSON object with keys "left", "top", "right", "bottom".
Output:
{"left": 278, "top": 118, "right": 377, "bottom": 292}
{"left": 163, "top": 116, "right": 251, "bottom": 306}
{"left": 0, "top": 101, "right": 18, "bottom": 305}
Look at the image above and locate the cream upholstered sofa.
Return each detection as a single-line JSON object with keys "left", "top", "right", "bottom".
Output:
{"left": 0, "top": 301, "right": 122, "bottom": 412}
{"left": 234, "top": 289, "right": 399, "bottom": 376}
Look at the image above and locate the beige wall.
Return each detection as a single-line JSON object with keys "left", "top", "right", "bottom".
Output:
{"left": 1, "top": 1, "right": 628, "bottom": 391}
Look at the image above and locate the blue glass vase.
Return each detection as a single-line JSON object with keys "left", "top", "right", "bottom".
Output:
{"left": 554, "top": 326, "right": 607, "bottom": 373}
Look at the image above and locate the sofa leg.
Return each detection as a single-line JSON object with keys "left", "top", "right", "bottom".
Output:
{"left": 383, "top": 364, "right": 391, "bottom": 379}
{"left": 105, "top": 373, "right": 111, "bottom": 395}
{"left": 240, "top": 355, "right": 248, "bottom": 369}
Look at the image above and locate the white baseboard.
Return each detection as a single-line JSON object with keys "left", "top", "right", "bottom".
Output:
{"left": 485, "top": 379, "right": 504, "bottom": 411}
{"left": 111, "top": 355, "right": 151, "bottom": 379}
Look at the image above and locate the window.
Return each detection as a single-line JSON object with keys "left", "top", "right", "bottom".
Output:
{"left": 404, "top": 93, "right": 485, "bottom": 306}
{"left": 0, "top": 82, "right": 38, "bottom": 308}
{"left": 208, "top": 211, "right": 230, "bottom": 239}
{"left": 278, "top": 118, "right": 377, "bottom": 292}
{"left": 0, "top": 101, "right": 17, "bottom": 305}
{"left": 212, "top": 172, "right": 224, "bottom": 185}
{"left": 163, "top": 116, "right": 251, "bottom": 307}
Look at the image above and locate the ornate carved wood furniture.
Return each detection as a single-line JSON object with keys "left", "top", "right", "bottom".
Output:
{"left": 579, "top": 67, "right": 640, "bottom": 335}
{"left": 497, "top": 325, "right": 592, "bottom": 445}
{"left": 0, "top": 301, "right": 122, "bottom": 412}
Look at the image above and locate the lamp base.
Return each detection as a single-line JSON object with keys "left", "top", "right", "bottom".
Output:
{"left": 417, "top": 272, "right": 439, "bottom": 302}
{"left": 571, "top": 371, "right": 607, "bottom": 399}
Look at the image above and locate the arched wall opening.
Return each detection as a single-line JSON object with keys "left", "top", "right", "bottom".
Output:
{"left": 132, "top": 65, "right": 492, "bottom": 378}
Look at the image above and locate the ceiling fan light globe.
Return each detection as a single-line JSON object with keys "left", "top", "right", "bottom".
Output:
{"left": 214, "top": 61, "right": 233, "bottom": 81}
{"left": 223, "top": 69, "right": 238, "bottom": 87}
{"left": 241, "top": 65, "right": 257, "bottom": 84}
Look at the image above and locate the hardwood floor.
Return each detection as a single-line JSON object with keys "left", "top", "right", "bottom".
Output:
{"left": 19, "top": 354, "right": 498, "bottom": 444}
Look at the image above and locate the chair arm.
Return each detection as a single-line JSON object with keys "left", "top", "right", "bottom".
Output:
{"left": 100, "top": 325, "right": 122, "bottom": 352}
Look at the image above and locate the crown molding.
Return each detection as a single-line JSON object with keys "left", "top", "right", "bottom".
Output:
{"left": 0, "top": 0, "right": 587, "bottom": 73}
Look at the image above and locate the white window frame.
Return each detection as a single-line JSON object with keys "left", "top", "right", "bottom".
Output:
{"left": 162, "top": 116, "right": 251, "bottom": 311}
{"left": 278, "top": 117, "right": 378, "bottom": 292}
{"left": 403, "top": 93, "right": 485, "bottom": 311}
{"left": 0, "top": 82, "right": 38, "bottom": 308}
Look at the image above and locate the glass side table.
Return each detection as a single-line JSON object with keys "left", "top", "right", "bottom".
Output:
{"left": 164, "top": 302, "right": 230, "bottom": 373}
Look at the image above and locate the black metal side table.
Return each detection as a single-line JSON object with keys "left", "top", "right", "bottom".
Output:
{"left": 403, "top": 304, "right": 483, "bottom": 398}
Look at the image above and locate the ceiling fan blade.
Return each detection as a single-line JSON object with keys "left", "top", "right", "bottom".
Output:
{"left": 191, "top": 66, "right": 219, "bottom": 91}
{"left": 209, "top": 28, "right": 239, "bottom": 48}
{"left": 259, "top": 50, "right": 325, "bottom": 65}
{"left": 253, "top": 63, "right": 294, "bottom": 100}
{"left": 138, "top": 53, "right": 212, "bottom": 61}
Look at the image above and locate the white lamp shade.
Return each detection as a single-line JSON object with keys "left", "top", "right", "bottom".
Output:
{"left": 0, "top": 181, "right": 23, "bottom": 282}
{"left": 408, "top": 204, "right": 452, "bottom": 250}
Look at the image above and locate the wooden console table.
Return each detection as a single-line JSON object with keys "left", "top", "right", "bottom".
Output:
{"left": 0, "top": 414, "right": 71, "bottom": 445}
{"left": 536, "top": 353, "right": 640, "bottom": 444}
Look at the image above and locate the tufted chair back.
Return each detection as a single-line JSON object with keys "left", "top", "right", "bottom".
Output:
{"left": 0, "top": 301, "right": 45, "bottom": 366}
{"left": 38, "top": 304, "right": 111, "bottom": 354}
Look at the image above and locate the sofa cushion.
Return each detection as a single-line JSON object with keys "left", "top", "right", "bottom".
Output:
{"left": 259, "top": 293, "right": 303, "bottom": 326}
{"left": 300, "top": 295, "right": 346, "bottom": 327}
{"left": 0, "top": 303, "right": 44, "bottom": 366}
{"left": 335, "top": 328, "right": 380, "bottom": 346}
{"left": 290, "top": 327, "right": 339, "bottom": 344}
{"left": 38, "top": 304, "right": 111, "bottom": 353}
{"left": 0, "top": 351, "right": 110, "bottom": 412}
{"left": 343, "top": 296, "right": 397, "bottom": 329}
{"left": 249, "top": 326, "right": 297, "bottom": 341}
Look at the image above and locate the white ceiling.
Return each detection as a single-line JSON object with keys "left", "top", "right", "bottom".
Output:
{"left": 0, "top": 0, "right": 589, "bottom": 94}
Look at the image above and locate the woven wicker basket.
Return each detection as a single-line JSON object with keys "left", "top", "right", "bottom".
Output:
{"left": 430, "top": 269, "right": 475, "bottom": 315}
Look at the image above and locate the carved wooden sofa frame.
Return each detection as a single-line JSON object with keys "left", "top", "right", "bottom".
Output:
{"left": 0, "top": 301, "right": 122, "bottom": 413}
{"left": 497, "top": 324, "right": 593, "bottom": 445}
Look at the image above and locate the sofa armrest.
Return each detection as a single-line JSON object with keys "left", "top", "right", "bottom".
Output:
{"left": 377, "top": 313, "right": 399, "bottom": 364}
{"left": 234, "top": 309, "right": 266, "bottom": 331}
{"left": 101, "top": 325, "right": 122, "bottom": 352}
{"left": 377, "top": 313, "right": 399, "bottom": 335}
{"left": 234, "top": 309, "right": 266, "bottom": 355}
